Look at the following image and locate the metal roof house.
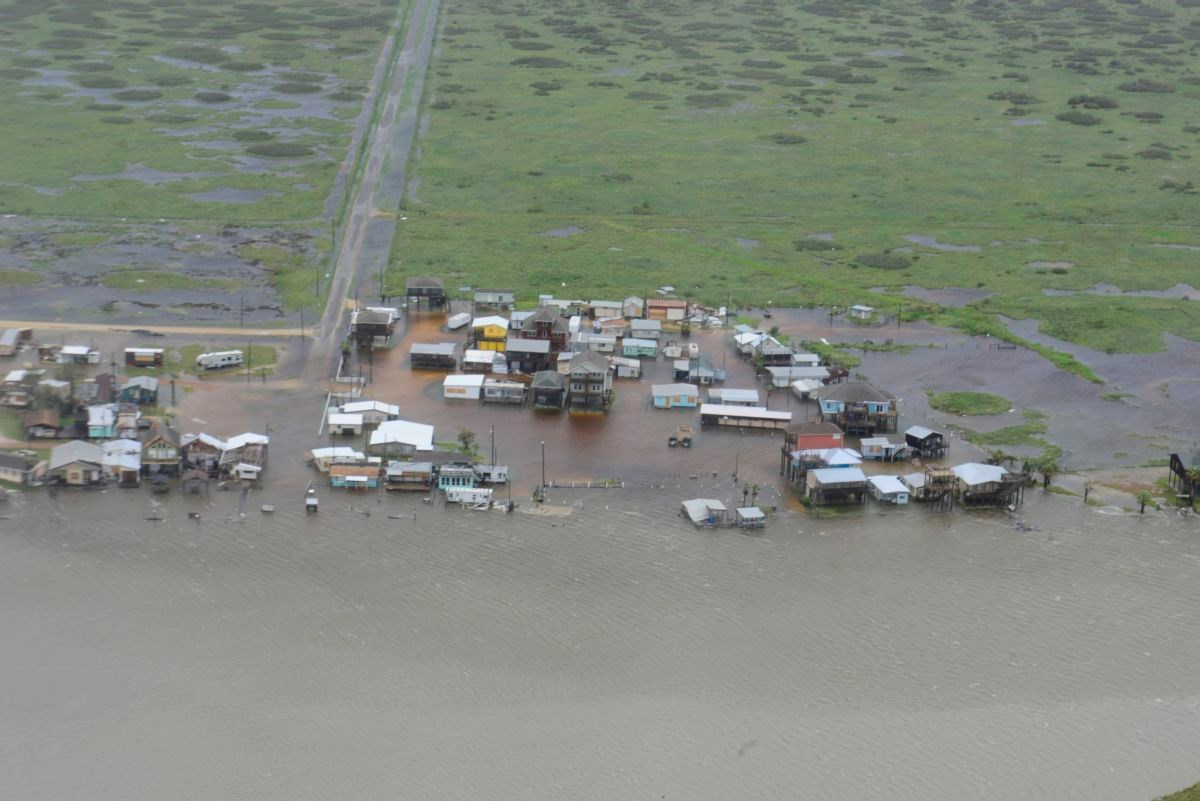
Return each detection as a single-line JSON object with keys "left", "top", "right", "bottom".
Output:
{"left": 530, "top": 371, "right": 566, "bottom": 409}
{"left": 368, "top": 420, "right": 435, "bottom": 457}
{"left": 652, "top": 383, "right": 700, "bottom": 409}
{"left": 860, "top": 436, "right": 907, "bottom": 461}
{"left": 405, "top": 276, "right": 446, "bottom": 309}
{"left": 410, "top": 342, "right": 459, "bottom": 369}
{"left": 473, "top": 289, "right": 516, "bottom": 310}
{"left": 905, "top": 425, "right": 948, "bottom": 458}
{"left": 868, "top": 475, "right": 910, "bottom": 504}
{"left": 818, "top": 382, "right": 898, "bottom": 435}
{"left": 806, "top": 467, "right": 868, "bottom": 505}
{"left": 444, "top": 374, "right": 485, "bottom": 400}
{"left": 327, "top": 412, "right": 364, "bottom": 436}
{"left": 707, "top": 388, "right": 760, "bottom": 407}
{"left": 681, "top": 498, "right": 729, "bottom": 527}
{"left": 621, "top": 337, "right": 657, "bottom": 358}
{"left": 49, "top": 440, "right": 104, "bottom": 485}
{"left": 765, "top": 365, "right": 829, "bottom": 388}
{"left": 699, "top": 404, "right": 791, "bottom": 431}
{"left": 952, "top": 462, "right": 1020, "bottom": 506}
{"left": 629, "top": 318, "right": 662, "bottom": 339}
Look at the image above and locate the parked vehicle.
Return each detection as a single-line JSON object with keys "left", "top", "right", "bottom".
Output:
{"left": 196, "top": 350, "right": 244, "bottom": 370}
{"left": 668, "top": 425, "right": 694, "bottom": 448}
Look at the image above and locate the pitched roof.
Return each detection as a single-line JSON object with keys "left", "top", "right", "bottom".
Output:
{"left": 818, "top": 381, "right": 894, "bottom": 403}
{"left": 0, "top": 451, "right": 35, "bottom": 471}
{"left": 49, "top": 440, "right": 103, "bottom": 471}
{"left": 652, "top": 383, "right": 700, "bottom": 396}
{"left": 953, "top": 462, "right": 1008, "bottom": 486}
{"left": 530, "top": 370, "right": 565, "bottom": 388}
{"left": 369, "top": 420, "right": 434, "bottom": 451}
{"left": 789, "top": 420, "right": 843, "bottom": 435}
{"left": 23, "top": 408, "right": 60, "bottom": 428}
{"left": 568, "top": 351, "right": 608, "bottom": 373}
{"left": 405, "top": 276, "right": 443, "bottom": 289}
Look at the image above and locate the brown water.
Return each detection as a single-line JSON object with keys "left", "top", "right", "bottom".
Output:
{"left": 3, "top": 319, "right": 1199, "bottom": 800}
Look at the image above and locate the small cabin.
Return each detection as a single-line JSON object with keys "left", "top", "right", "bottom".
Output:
{"left": 681, "top": 498, "right": 729, "bottom": 527}
{"left": 806, "top": 467, "right": 868, "bottom": 505}
{"left": 905, "top": 425, "right": 948, "bottom": 458}
{"left": 868, "top": 475, "right": 910, "bottom": 505}
{"left": 860, "top": 436, "right": 906, "bottom": 461}
{"left": 124, "top": 348, "right": 164, "bottom": 368}
{"left": 707, "top": 388, "right": 760, "bottom": 407}
{"left": 410, "top": 342, "right": 459, "bottom": 370}
{"left": 327, "top": 412, "right": 364, "bottom": 436}
{"left": 437, "top": 463, "right": 478, "bottom": 490}
{"left": 609, "top": 356, "right": 641, "bottom": 379}
{"left": 444, "top": 374, "right": 485, "bottom": 400}
{"left": 621, "top": 338, "right": 657, "bottom": 358}
{"left": 462, "top": 349, "right": 503, "bottom": 373}
{"left": 850, "top": 304, "right": 875, "bottom": 321}
{"left": 473, "top": 289, "right": 516, "bottom": 311}
{"left": 384, "top": 461, "right": 433, "bottom": 491}
{"left": 329, "top": 463, "right": 380, "bottom": 490}
{"left": 652, "top": 383, "right": 700, "bottom": 409}
{"left": 482, "top": 379, "right": 526, "bottom": 404}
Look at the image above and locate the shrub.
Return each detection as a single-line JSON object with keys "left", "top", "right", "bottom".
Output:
{"left": 275, "top": 82, "right": 320, "bottom": 93}
{"left": 167, "top": 45, "right": 228, "bottom": 64}
{"left": 628, "top": 90, "right": 668, "bottom": 100}
{"left": 74, "top": 75, "right": 127, "bottom": 89}
{"left": 149, "top": 75, "right": 192, "bottom": 87}
{"left": 684, "top": 92, "right": 741, "bottom": 108}
{"left": 112, "top": 89, "right": 161, "bottom": 101}
{"left": 794, "top": 239, "right": 841, "bottom": 251}
{"left": 1056, "top": 111, "right": 1101, "bottom": 126}
{"left": 510, "top": 41, "right": 553, "bottom": 50}
{"left": 233, "top": 129, "right": 274, "bottom": 141}
{"left": 0, "top": 68, "right": 35, "bottom": 79}
{"left": 770, "top": 133, "right": 807, "bottom": 144}
{"left": 1118, "top": 79, "right": 1173, "bottom": 93}
{"left": 1068, "top": 94, "right": 1117, "bottom": 109}
{"left": 928, "top": 391, "right": 1010, "bottom": 415}
{"left": 223, "top": 61, "right": 265, "bottom": 72}
{"left": 195, "top": 91, "right": 232, "bottom": 102}
{"left": 854, "top": 252, "right": 911, "bottom": 269}
{"left": 246, "top": 142, "right": 314, "bottom": 158}
{"left": 511, "top": 57, "right": 571, "bottom": 68}
{"left": 1137, "top": 147, "right": 1173, "bottom": 159}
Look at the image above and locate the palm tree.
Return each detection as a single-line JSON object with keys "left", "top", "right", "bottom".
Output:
{"left": 986, "top": 448, "right": 1012, "bottom": 467}
{"left": 1082, "top": 480, "right": 1095, "bottom": 503}
{"left": 742, "top": 485, "right": 750, "bottom": 506}
{"left": 1135, "top": 490, "right": 1154, "bottom": 514}
{"left": 1037, "top": 458, "right": 1060, "bottom": 489}
{"left": 750, "top": 484, "right": 760, "bottom": 506}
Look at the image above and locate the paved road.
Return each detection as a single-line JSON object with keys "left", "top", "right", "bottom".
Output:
{"left": 305, "top": 0, "right": 442, "bottom": 382}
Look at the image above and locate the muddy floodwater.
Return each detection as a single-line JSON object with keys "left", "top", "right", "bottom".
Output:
{"left": 2, "top": 317, "right": 1199, "bottom": 800}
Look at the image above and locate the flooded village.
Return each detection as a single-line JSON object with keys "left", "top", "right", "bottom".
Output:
{"left": 2, "top": 284, "right": 1200, "bottom": 801}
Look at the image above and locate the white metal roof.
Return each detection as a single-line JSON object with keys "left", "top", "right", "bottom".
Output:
{"left": 905, "top": 425, "right": 938, "bottom": 440}
{"left": 699, "top": 403, "right": 792, "bottom": 422}
{"left": 622, "top": 337, "right": 656, "bottom": 348}
{"left": 682, "top": 498, "right": 726, "bottom": 524}
{"left": 124, "top": 347, "right": 164, "bottom": 355}
{"left": 87, "top": 405, "right": 115, "bottom": 426}
{"left": 225, "top": 432, "right": 269, "bottom": 450}
{"left": 340, "top": 400, "right": 399, "bottom": 415}
{"left": 809, "top": 467, "right": 867, "bottom": 484}
{"left": 444, "top": 374, "right": 486, "bottom": 388}
{"left": 868, "top": 475, "right": 909, "bottom": 495}
{"left": 471, "top": 315, "right": 509, "bottom": 329}
{"left": 953, "top": 462, "right": 1008, "bottom": 486}
{"left": 49, "top": 440, "right": 102, "bottom": 470}
{"left": 60, "top": 345, "right": 91, "bottom": 356}
{"left": 370, "top": 420, "right": 435, "bottom": 451}
{"left": 860, "top": 437, "right": 891, "bottom": 447}
{"left": 463, "top": 349, "right": 500, "bottom": 362}
{"left": 767, "top": 365, "right": 829, "bottom": 380}
{"left": 310, "top": 447, "right": 363, "bottom": 460}
{"left": 182, "top": 432, "right": 227, "bottom": 451}
{"left": 851, "top": 304, "right": 875, "bottom": 312}
{"left": 807, "top": 447, "right": 862, "bottom": 465}
{"left": 791, "top": 378, "right": 823, "bottom": 393}
{"left": 630, "top": 318, "right": 661, "bottom": 329}
{"left": 736, "top": 506, "right": 766, "bottom": 520}
{"left": 327, "top": 413, "right": 363, "bottom": 426}
{"left": 709, "top": 388, "right": 759, "bottom": 404}
{"left": 446, "top": 313, "right": 471, "bottom": 330}
{"left": 653, "top": 383, "right": 700, "bottom": 396}
{"left": 411, "top": 342, "right": 458, "bottom": 355}
{"left": 902, "top": 472, "right": 926, "bottom": 489}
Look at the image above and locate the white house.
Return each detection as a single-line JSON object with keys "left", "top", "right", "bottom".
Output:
{"left": 327, "top": 412, "right": 364, "bottom": 436}
{"left": 444, "top": 374, "right": 485, "bottom": 400}
{"left": 369, "top": 420, "right": 435, "bottom": 456}
{"left": 339, "top": 400, "right": 400, "bottom": 426}
{"left": 868, "top": 474, "right": 910, "bottom": 504}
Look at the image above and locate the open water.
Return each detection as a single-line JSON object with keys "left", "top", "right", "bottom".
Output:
{"left": 1, "top": 480, "right": 1197, "bottom": 800}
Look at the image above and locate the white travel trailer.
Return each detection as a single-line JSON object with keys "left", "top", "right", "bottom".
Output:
{"left": 196, "top": 350, "right": 244, "bottom": 370}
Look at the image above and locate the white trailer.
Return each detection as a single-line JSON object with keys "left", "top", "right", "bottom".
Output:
{"left": 196, "top": 350, "right": 244, "bottom": 370}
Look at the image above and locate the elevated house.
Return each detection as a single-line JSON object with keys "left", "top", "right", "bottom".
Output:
{"left": 482, "top": 379, "right": 527, "bottom": 405}
{"left": 905, "top": 426, "right": 948, "bottom": 458}
{"left": 791, "top": 352, "right": 822, "bottom": 368}
{"left": 801, "top": 447, "right": 862, "bottom": 468}
{"left": 219, "top": 433, "right": 270, "bottom": 482}
{"left": 329, "top": 463, "right": 381, "bottom": 490}
{"left": 707, "top": 388, "right": 760, "bottom": 407}
{"left": 952, "top": 462, "right": 1021, "bottom": 507}
{"left": 114, "top": 404, "right": 141, "bottom": 439}
{"left": 140, "top": 422, "right": 181, "bottom": 476}
{"left": 901, "top": 467, "right": 957, "bottom": 507}
{"left": 530, "top": 371, "right": 566, "bottom": 409}
{"left": 1168, "top": 451, "right": 1199, "bottom": 503}
{"left": 23, "top": 408, "right": 62, "bottom": 439}
{"left": 623, "top": 296, "right": 644, "bottom": 318}
{"left": 339, "top": 400, "right": 400, "bottom": 427}
{"left": 520, "top": 306, "right": 569, "bottom": 351}
{"left": 119, "top": 375, "right": 158, "bottom": 405}
{"left": 629, "top": 318, "right": 661, "bottom": 340}
{"left": 868, "top": 475, "right": 910, "bottom": 505}
{"left": 101, "top": 439, "right": 143, "bottom": 486}
{"left": 469, "top": 316, "right": 510, "bottom": 352}
{"left": 309, "top": 447, "right": 366, "bottom": 472}
{"left": 385, "top": 460, "right": 434, "bottom": 491}
{"left": 806, "top": 467, "right": 869, "bottom": 505}
{"left": 462, "top": 349, "right": 504, "bottom": 373}
{"left": 48, "top": 440, "right": 104, "bottom": 485}
{"left": 181, "top": 433, "right": 226, "bottom": 474}
{"left": 755, "top": 338, "right": 794, "bottom": 366}
{"left": 327, "top": 412, "right": 364, "bottom": 436}
{"left": 86, "top": 404, "right": 117, "bottom": 439}
{"left": 735, "top": 331, "right": 767, "bottom": 354}
{"left": 652, "top": 383, "right": 700, "bottom": 409}
{"left": 437, "top": 463, "right": 477, "bottom": 491}
{"left": 409, "top": 342, "right": 459, "bottom": 370}
{"left": 567, "top": 351, "right": 612, "bottom": 410}
{"left": 785, "top": 420, "right": 845, "bottom": 452}
{"left": 505, "top": 338, "right": 553, "bottom": 373}
{"left": 673, "top": 358, "right": 720, "bottom": 385}
{"left": 817, "top": 382, "right": 898, "bottom": 435}
{"left": 647, "top": 298, "right": 687, "bottom": 321}
{"left": 404, "top": 276, "right": 446, "bottom": 310}
{"left": 621, "top": 338, "right": 657, "bottom": 358}
{"left": 350, "top": 306, "right": 400, "bottom": 346}
{"left": 124, "top": 348, "right": 164, "bottom": 368}
{"left": 508, "top": 310, "right": 535, "bottom": 335}
{"left": 0, "top": 451, "right": 46, "bottom": 485}
{"left": 368, "top": 420, "right": 435, "bottom": 458}
{"left": 765, "top": 365, "right": 829, "bottom": 388}
{"left": 473, "top": 289, "right": 516, "bottom": 311}
{"left": 860, "top": 436, "right": 907, "bottom": 461}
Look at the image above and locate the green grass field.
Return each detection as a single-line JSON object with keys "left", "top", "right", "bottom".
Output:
{"left": 390, "top": 0, "right": 1200, "bottom": 362}
{"left": 1157, "top": 784, "right": 1200, "bottom": 801}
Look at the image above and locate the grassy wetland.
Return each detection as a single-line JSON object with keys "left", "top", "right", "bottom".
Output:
{"left": 0, "top": 0, "right": 403, "bottom": 320}
{"left": 392, "top": 0, "right": 1200, "bottom": 365}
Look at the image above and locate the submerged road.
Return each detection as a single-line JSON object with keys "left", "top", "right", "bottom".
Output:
{"left": 304, "top": 0, "right": 442, "bottom": 381}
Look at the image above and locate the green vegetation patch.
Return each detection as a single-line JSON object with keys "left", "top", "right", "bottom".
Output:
{"left": 927, "top": 391, "right": 1011, "bottom": 416}
{"left": 0, "top": 269, "right": 43, "bottom": 287}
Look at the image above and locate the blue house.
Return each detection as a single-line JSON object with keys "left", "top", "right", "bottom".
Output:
{"left": 86, "top": 404, "right": 117, "bottom": 439}
{"left": 437, "top": 463, "right": 478, "bottom": 491}
{"left": 118, "top": 376, "right": 159, "bottom": 405}
{"left": 652, "top": 383, "right": 700, "bottom": 409}
{"left": 816, "top": 381, "right": 898, "bottom": 435}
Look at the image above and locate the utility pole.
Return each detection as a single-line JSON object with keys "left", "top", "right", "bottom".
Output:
{"left": 300, "top": 307, "right": 305, "bottom": 340}
{"left": 246, "top": 339, "right": 252, "bottom": 384}
{"left": 540, "top": 440, "right": 546, "bottom": 494}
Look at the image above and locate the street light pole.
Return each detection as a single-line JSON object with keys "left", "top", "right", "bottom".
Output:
{"left": 540, "top": 440, "right": 546, "bottom": 491}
